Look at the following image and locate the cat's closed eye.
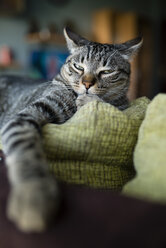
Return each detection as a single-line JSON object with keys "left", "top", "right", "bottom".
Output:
{"left": 73, "top": 63, "right": 84, "bottom": 72}
{"left": 99, "top": 69, "right": 116, "bottom": 77}
{"left": 98, "top": 70, "right": 120, "bottom": 83}
{"left": 100, "top": 69, "right": 114, "bottom": 75}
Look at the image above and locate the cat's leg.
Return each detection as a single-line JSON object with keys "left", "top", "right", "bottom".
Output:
{"left": 76, "top": 93, "right": 104, "bottom": 110}
{"left": 1, "top": 105, "right": 62, "bottom": 232}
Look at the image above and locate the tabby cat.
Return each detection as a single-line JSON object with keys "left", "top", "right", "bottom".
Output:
{"left": 0, "top": 27, "right": 142, "bottom": 232}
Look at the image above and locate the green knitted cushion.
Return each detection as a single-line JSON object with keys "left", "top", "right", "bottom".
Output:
{"left": 42, "top": 97, "right": 150, "bottom": 190}
{"left": 123, "top": 94, "right": 166, "bottom": 202}
{"left": 0, "top": 97, "right": 149, "bottom": 190}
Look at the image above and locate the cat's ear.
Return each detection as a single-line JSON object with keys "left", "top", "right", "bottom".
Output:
{"left": 64, "top": 27, "right": 90, "bottom": 53}
{"left": 116, "top": 37, "right": 143, "bottom": 61}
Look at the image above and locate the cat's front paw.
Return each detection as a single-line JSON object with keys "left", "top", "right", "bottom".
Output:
{"left": 7, "top": 177, "right": 59, "bottom": 232}
{"left": 76, "top": 94, "right": 103, "bottom": 110}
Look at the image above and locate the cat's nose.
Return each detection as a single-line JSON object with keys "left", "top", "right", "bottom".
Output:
{"left": 83, "top": 81, "right": 93, "bottom": 89}
{"left": 82, "top": 74, "right": 96, "bottom": 89}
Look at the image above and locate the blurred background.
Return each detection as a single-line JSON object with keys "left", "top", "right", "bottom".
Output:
{"left": 0, "top": 0, "right": 165, "bottom": 100}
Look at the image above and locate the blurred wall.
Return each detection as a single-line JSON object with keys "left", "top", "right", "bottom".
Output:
{"left": 0, "top": 17, "right": 28, "bottom": 66}
{"left": 26, "top": 0, "right": 153, "bottom": 33}
{"left": 0, "top": 0, "right": 164, "bottom": 67}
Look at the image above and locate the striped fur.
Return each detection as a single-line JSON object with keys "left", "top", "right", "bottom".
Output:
{"left": 0, "top": 28, "right": 142, "bottom": 232}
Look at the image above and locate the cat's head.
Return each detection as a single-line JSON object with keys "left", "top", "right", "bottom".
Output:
{"left": 61, "top": 27, "right": 142, "bottom": 100}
